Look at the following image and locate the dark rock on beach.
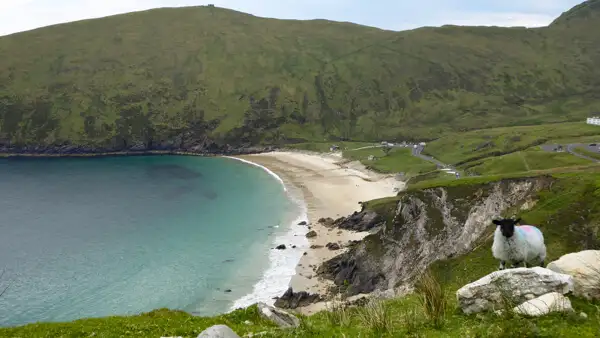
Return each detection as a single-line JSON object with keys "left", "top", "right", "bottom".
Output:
{"left": 298, "top": 221, "right": 308, "bottom": 226}
{"left": 274, "top": 287, "right": 322, "bottom": 309}
{"left": 318, "top": 217, "right": 335, "bottom": 227}
{"left": 305, "top": 230, "right": 317, "bottom": 238}
{"left": 276, "top": 244, "right": 286, "bottom": 250}
{"left": 326, "top": 242, "right": 341, "bottom": 251}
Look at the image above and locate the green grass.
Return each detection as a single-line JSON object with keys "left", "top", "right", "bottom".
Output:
{"left": 1, "top": 2, "right": 600, "bottom": 150}
{"left": 463, "top": 146, "right": 592, "bottom": 176}
{"left": 575, "top": 146, "right": 600, "bottom": 160}
{"left": 283, "top": 142, "right": 437, "bottom": 175}
{"left": 0, "top": 306, "right": 278, "bottom": 338}
{"left": 4, "top": 295, "right": 598, "bottom": 337}
{"left": 550, "top": 134, "right": 600, "bottom": 144}
{"left": 343, "top": 147, "right": 437, "bottom": 174}
{"left": 424, "top": 122, "right": 600, "bottom": 166}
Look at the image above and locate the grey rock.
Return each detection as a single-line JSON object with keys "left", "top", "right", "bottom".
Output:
{"left": 305, "top": 231, "right": 317, "bottom": 238}
{"left": 197, "top": 324, "right": 241, "bottom": 338}
{"left": 257, "top": 302, "right": 300, "bottom": 328}
{"left": 457, "top": 267, "right": 573, "bottom": 314}
{"left": 275, "top": 244, "right": 286, "bottom": 250}
{"left": 274, "top": 287, "right": 322, "bottom": 309}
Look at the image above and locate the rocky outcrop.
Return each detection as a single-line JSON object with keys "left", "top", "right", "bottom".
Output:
{"left": 334, "top": 210, "right": 384, "bottom": 232}
{"left": 547, "top": 250, "right": 600, "bottom": 300}
{"left": 197, "top": 325, "right": 241, "bottom": 338}
{"left": 273, "top": 287, "right": 322, "bottom": 309}
{"left": 456, "top": 267, "right": 573, "bottom": 314}
{"left": 499, "top": 292, "right": 573, "bottom": 317}
{"left": 317, "top": 177, "right": 554, "bottom": 296}
{"left": 257, "top": 302, "right": 300, "bottom": 328}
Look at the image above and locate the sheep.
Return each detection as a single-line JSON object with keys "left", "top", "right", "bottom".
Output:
{"left": 491, "top": 217, "right": 546, "bottom": 270}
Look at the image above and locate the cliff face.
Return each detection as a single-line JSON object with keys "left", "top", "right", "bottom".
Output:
{"left": 317, "top": 176, "right": 554, "bottom": 296}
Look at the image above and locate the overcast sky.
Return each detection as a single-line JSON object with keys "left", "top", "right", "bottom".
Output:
{"left": 0, "top": 0, "right": 584, "bottom": 37}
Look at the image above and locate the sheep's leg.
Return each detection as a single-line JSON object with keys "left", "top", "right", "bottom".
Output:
{"left": 499, "top": 261, "right": 506, "bottom": 270}
{"left": 539, "top": 259, "right": 545, "bottom": 268}
{"left": 512, "top": 260, "right": 523, "bottom": 268}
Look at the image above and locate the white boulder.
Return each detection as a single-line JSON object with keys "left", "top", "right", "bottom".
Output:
{"left": 197, "top": 325, "right": 241, "bottom": 338}
{"left": 547, "top": 250, "right": 600, "bottom": 300}
{"left": 257, "top": 302, "right": 300, "bottom": 328}
{"left": 457, "top": 267, "right": 573, "bottom": 314}
{"left": 496, "top": 292, "right": 573, "bottom": 317}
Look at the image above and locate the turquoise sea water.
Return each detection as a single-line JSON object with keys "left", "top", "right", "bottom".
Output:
{"left": 0, "top": 156, "right": 303, "bottom": 327}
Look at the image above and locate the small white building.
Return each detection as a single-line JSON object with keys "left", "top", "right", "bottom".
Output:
{"left": 586, "top": 116, "right": 600, "bottom": 126}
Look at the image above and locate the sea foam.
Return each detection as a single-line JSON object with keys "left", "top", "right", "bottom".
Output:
{"left": 223, "top": 156, "right": 309, "bottom": 310}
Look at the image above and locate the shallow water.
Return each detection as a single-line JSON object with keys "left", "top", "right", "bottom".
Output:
{"left": 0, "top": 156, "right": 301, "bottom": 327}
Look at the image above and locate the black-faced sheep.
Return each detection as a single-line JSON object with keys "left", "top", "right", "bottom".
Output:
{"left": 491, "top": 217, "right": 547, "bottom": 270}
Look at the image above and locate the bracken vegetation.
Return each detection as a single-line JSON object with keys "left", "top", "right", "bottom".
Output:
{"left": 1, "top": 1, "right": 600, "bottom": 152}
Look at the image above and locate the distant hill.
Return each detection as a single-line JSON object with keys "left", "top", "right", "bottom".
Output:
{"left": 0, "top": 0, "right": 599, "bottom": 153}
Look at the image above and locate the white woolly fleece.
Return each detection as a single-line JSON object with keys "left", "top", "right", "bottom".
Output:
{"left": 492, "top": 225, "right": 546, "bottom": 266}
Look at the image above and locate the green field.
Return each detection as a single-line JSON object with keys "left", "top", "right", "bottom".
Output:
{"left": 344, "top": 147, "right": 438, "bottom": 175}
{"left": 423, "top": 122, "right": 600, "bottom": 166}
{"left": 463, "top": 147, "right": 593, "bottom": 176}
{"left": 1, "top": 1, "right": 600, "bottom": 150}
{"left": 575, "top": 146, "right": 600, "bottom": 161}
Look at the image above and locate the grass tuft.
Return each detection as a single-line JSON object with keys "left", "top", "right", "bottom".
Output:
{"left": 415, "top": 270, "right": 448, "bottom": 328}
{"left": 357, "top": 299, "right": 393, "bottom": 336}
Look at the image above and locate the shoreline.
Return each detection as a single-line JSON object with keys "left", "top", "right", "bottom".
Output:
{"left": 0, "top": 149, "right": 270, "bottom": 159}
{"left": 222, "top": 156, "right": 310, "bottom": 311}
{"left": 232, "top": 151, "right": 405, "bottom": 315}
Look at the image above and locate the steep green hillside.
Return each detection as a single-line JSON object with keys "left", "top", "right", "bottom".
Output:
{"left": 0, "top": 1, "right": 600, "bottom": 153}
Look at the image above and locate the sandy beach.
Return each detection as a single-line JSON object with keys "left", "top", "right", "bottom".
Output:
{"left": 237, "top": 150, "right": 404, "bottom": 314}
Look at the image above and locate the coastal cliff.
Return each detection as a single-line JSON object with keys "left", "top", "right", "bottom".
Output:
{"left": 317, "top": 176, "right": 555, "bottom": 296}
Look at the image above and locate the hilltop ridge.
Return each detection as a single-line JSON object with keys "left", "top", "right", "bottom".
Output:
{"left": 0, "top": 1, "right": 599, "bottom": 154}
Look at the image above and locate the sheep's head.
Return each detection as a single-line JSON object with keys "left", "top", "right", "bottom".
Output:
{"left": 492, "top": 217, "right": 521, "bottom": 238}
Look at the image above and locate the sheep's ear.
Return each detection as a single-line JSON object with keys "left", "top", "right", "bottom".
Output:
{"left": 492, "top": 219, "right": 501, "bottom": 225}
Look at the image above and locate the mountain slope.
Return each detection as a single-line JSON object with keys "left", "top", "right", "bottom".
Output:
{"left": 0, "top": 1, "right": 599, "bottom": 153}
